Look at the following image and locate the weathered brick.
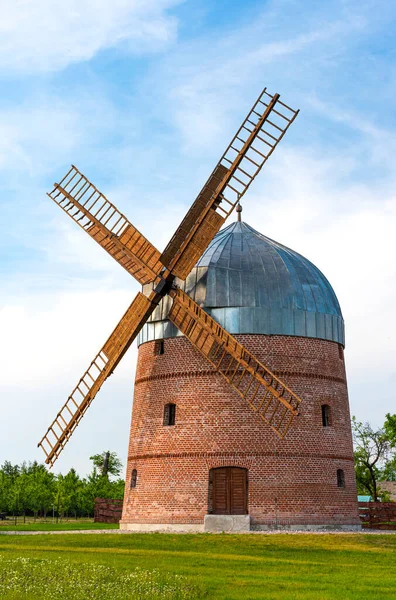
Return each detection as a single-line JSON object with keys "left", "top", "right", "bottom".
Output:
{"left": 120, "top": 335, "right": 360, "bottom": 527}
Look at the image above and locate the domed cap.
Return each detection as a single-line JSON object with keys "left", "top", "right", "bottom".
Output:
{"left": 138, "top": 221, "right": 344, "bottom": 346}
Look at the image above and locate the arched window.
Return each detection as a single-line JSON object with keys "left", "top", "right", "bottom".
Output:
{"left": 154, "top": 340, "right": 165, "bottom": 355}
{"left": 163, "top": 403, "right": 176, "bottom": 426}
{"left": 337, "top": 469, "right": 345, "bottom": 488}
{"left": 321, "top": 404, "right": 331, "bottom": 427}
{"left": 130, "top": 469, "right": 137, "bottom": 489}
{"left": 338, "top": 344, "right": 344, "bottom": 360}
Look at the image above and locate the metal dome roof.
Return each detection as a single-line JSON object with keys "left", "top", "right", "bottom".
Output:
{"left": 138, "top": 220, "right": 344, "bottom": 346}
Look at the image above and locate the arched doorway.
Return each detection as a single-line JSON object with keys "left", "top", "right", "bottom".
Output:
{"left": 209, "top": 467, "right": 248, "bottom": 515}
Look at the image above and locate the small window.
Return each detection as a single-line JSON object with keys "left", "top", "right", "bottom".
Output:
{"left": 338, "top": 344, "right": 344, "bottom": 360}
{"left": 130, "top": 469, "right": 137, "bottom": 489}
{"left": 321, "top": 404, "right": 331, "bottom": 427}
{"left": 163, "top": 403, "right": 176, "bottom": 426}
{"left": 337, "top": 469, "right": 345, "bottom": 488}
{"left": 154, "top": 340, "right": 165, "bottom": 355}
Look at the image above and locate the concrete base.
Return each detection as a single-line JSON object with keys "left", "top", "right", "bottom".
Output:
{"left": 204, "top": 514, "right": 251, "bottom": 532}
{"left": 119, "top": 522, "right": 204, "bottom": 533}
{"left": 252, "top": 523, "right": 362, "bottom": 531}
{"left": 119, "top": 520, "right": 361, "bottom": 533}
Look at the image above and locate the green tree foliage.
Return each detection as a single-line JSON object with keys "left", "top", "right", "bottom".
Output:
{"left": 382, "top": 455, "right": 396, "bottom": 482}
{"left": 384, "top": 413, "right": 396, "bottom": 448}
{"left": 0, "top": 452, "right": 124, "bottom": 519}
{"left": 89, "top": 451, "right": 122, "bottom": 479}
{"left": 352, "top": 415, "right": 396, "bottom": 501}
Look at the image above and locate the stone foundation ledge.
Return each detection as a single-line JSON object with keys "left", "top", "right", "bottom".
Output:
{"left": 252, "top": 523, "right": 362, "bottom": 531}
{"left": 204, "top": 515, "right": 251, "bottom": 532}
{"left": 120, "top": 522, "right": 204, "bottom": 533}
{"left": 119, "top": 520, "right": 362, "bottom": 533}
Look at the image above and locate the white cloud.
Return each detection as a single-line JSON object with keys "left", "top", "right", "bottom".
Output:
{"left": 155, "top": 6, "right": 368, "bottom": 152}
{"left": 307, "top": 96, "right": 396, "bottom": 171}
{"left": 0, "top": 90, "right": 132, "bottom": 184}
{"left": 0, "top": 288, "right": 137, "bottom": 386}
{"left": 0, "top": 0, "right": 182, "bottom": 73}
{"left": 0, "top": 104, "right": 81, "bottom": 178}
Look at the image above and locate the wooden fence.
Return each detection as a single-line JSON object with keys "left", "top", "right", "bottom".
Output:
{"left": 94, "top": 498, "right": 123, "bottom": 523}
{"left": 358, "top": 502, "right": 396, "bottom": 529}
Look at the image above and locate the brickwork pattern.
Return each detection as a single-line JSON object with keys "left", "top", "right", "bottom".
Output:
{"left": 120, "top": 335, "right": 360, "bottom": 527}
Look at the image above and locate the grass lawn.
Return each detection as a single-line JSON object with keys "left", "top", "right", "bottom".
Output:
{"left": 0, "top": 533, "right": 395, "bottom": 599}
{"left": 0, "top": 518, "right": 118, "bottom": 531}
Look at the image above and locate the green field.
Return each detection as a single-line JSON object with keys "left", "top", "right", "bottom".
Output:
{"left": 0, "top": 532, "right": 395, "bottom": 599}
{"left": 0, "top": 518, "right": 118, "bottom": 532}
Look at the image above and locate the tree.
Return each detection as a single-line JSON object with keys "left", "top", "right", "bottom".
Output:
{"left": 0, "top": 463, "right": 18, "bottom": 513}
{"left": 0, "top": 470, "right": 8, "bottom": 512}
{"left": 384, "top": 413, "right": 396, "bottom": 448}
{"left": 0, "top": 456, "right": 125, "bottom": 520}
{"left": 54, "top": 474, "right": 70, "bottom": 521}
{"left": 89, "top": 451, "right": 122, "bottom": 479}
{"left": 1, "top": 461, "right": 19, "bottom": 478}
{"left": 27, "top": 463, "right": 55, "bottom": 520}
{"left": 63, "top": 469, "right": 82, "bottom": 518}
{"left": 382, "top": 455, "right": 396, "bottom": 482}
{"left": 1, "top": 462, "right": 20, "bottom": 518}
{"left": 352, "top": 417, "right": 391, "bottom": 501}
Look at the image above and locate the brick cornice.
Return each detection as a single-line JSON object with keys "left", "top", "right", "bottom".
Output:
{"left": 135, "top": 369, "right": 346, "bottom": 386}
{"left": 128, "top": 451, "right": 354, "bottom": 462}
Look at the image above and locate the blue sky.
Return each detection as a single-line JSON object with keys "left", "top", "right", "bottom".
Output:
{"left": 1, "top": 0, "right": 395, "bottom": 475}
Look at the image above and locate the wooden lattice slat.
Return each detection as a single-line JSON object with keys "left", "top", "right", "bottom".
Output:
{"left": 168, "top": 288, "right": 301, "bottom": 438}
{"left": 48, "top": 165, "right": 163, "bottom": 285}
{"left": 161, "top": 88, "right": 299, "bottom": 280}
{"left": 38, "top": 292, "right": 155, "bottom": 466}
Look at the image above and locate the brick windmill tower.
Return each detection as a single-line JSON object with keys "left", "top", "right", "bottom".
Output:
{"left": 38, "top": 87, "right": 360, "bottom": 531}
{"left": 120, "top": 215, "right": 360, "bottom": 531}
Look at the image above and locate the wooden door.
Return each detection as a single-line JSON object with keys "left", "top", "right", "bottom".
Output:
{"left": 212, "top": 467, "right": 247, "bottom": 515}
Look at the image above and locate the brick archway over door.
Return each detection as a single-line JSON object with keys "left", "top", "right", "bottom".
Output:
{"left": 211, "top": 467, "right": 248, "bottom": 515}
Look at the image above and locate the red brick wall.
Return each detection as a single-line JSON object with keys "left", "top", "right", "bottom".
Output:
{"left": 121, "top": 335, "right": 360, "bottom": 527}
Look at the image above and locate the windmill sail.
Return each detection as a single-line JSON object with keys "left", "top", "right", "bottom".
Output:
{"left": 38, "top": 85, "right": 301, "bottom": 467}
{"left": 168, "top": 288, "right": 301, "bottom": 438}
{"left": 38, "top": 292, "right": 155, "bottom": 466}
{"left": 161, "top": 88, "right": 299, "bottom": 279}
{"left": 48, "top": 165, "right": 163, "bottom": 285}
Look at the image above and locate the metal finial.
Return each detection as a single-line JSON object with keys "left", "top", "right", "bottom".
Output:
{"left": 236, "top": 203, "right": 242, "bottom": 222}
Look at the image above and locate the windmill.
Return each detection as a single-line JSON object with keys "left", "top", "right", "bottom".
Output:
{"left": 38, "top": 87, "right": 301, "bottom": 468}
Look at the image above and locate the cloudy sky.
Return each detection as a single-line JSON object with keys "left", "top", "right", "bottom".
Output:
{"left": 1, "top": 0, "right": 395, "bottom": 476}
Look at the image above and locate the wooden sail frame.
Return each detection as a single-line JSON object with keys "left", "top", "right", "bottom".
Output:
{"left": 39, "top": 86, "right": 300, "bottom": 466}
{"left": 48, "top": 166, "right": 163, "bottom": 285}
{"left": 161, "top": 89, "right": 299, "bottom": 279}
